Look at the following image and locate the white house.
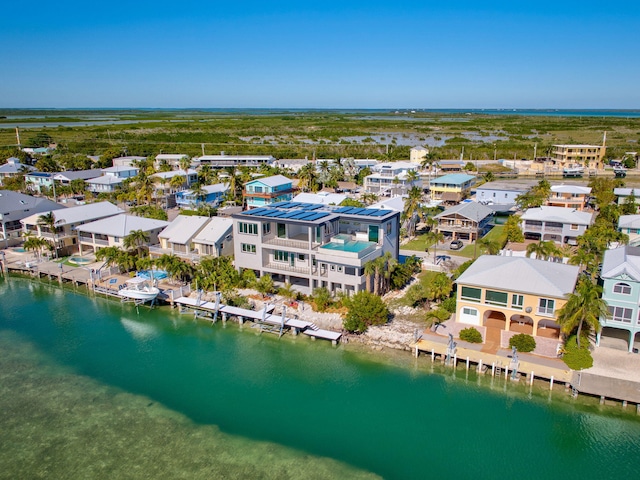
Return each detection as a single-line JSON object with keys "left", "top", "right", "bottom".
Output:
{"left": 364, "top": 162, "right": 422, "bottom": 197}
{"left": 76, "top": 214, "right": 169, "bottom": 254}
{"left": 410, "top": 146, "right": 429, "bottom": 162}
{"left": 192, "top": 217, "right": 234, "bottom": 258}
{"left": 149, "top": 215, "right": 211, "bottom": 261}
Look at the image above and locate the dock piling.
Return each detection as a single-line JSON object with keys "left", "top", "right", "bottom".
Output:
{"left": 550, "top": 376, "right": 554, "bottom": 390}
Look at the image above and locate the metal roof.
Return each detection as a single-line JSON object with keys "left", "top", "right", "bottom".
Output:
{"left": 158, "top": 215, "right": 210, "bottom": 245}
{"left": 521, "top": 206, "right": 594, "bottom": 225}
{"left": 20, "top": 201, "right": 124, "bottom": 226}
{"left": 601, "top": 246, "right": 640, "bottom": 282}
{"left": 430, "top": 173, "right": 476, "bottom": 186}
{"left": 457, "top": 255, "right": 580, "bottom": 298}
{"left": 75, "top": 214, "right": 169, "bottom": 237}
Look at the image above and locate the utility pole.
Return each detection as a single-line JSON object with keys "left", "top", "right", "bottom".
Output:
{"left": 15, "top": 127, "right": 21, "bottom": 146}
{"left": 201, "top": 143, "right": 205, "bottom": 156}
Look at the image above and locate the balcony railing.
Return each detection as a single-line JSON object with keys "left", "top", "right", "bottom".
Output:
{"left": 264, "top": 237, "right": 311, "bottom": 250}
{"left": 264, "top": 262, "right": 310, "bottom": 275}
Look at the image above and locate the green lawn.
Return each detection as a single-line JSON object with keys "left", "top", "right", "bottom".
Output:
{"left": 402, "top": 233, "right": 430, "bottom": 251}
{"left": 454, "top": 225, "right": 507, "bottom": 258}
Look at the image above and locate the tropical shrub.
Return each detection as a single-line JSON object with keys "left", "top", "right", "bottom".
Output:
{"left": 459, "top": 327, "right": 483, "bottom": 343}
{"left": 311, "top": 287, "right": 333, "bottom": 312}
{"left": 509, "top": 333, "right": 536, "bottom": 353}
{"left": 343, "top": 291, "right": 390, "bottom": 333}
{"left": 440, "top": 297, "right": 457, "bottom": 313}
{"left": 561, "top": 335, "right": 594, "bottom": 370}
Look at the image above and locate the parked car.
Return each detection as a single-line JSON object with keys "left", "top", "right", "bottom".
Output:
{"left": 449, "top": 240, "right": 463, "bottom": 250}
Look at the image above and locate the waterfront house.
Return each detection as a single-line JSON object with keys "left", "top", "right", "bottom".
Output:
{"left": 233, "top": 201, "right": 400, "bottom": 296}
{"left": 455, "top": 255, "right": 579, "bottom": 342}
{"left": 521, "top": 206, "right": 594, "bottom": 245}
{"left": 433, "top": 202, "right": 493, "bottom": 241}
{"left": 363, "top": 162, "right": 422, "bottom": 197}
{"left": 0, "top": 158, "right": 35, "bottom": 186}
{"left": 21, "top": 201, "right": 124, "bottom": 256}
{"left": 618, "top": 215, "right": 640, "bottom": 246}
{"left": 552, "top": 144, "right": 606, "bottom": 171}
{"left": 191, "top": 217, "right": 234, "bottom": 258}
{"left": 154, "top": 154, "right": 190, "bottom": 170}
{"left": 546, "top": 185, "right": 591, "bottom": 211}
{"left": 429, "top": 173, "right": 476, "bottom": 203}
{"left": 150, "top": 169, "right": 198, "bottom": 193}
{"left": 437, "top": 160, "right": 465, "bottom": 173}
{"left": 175, "top": 183, "right": 229, "bottom": 208}
{"left": 273, "top": 158, "right": 310, "bottom": 173}
{"left": 86, "top": 175, "right": 125, "bottom": 193}
{"left": 475, "top": 180, "right": 535, "bottom": 206}
{"left": 410, "top": 146, "right": 429, "bottom": 162}
{"left": 86, "top": 165, "right": 139, "bottom": 193}
{"left": 76, "top": 214, "right": 169, "bottom": 255}
{"left": 0, "top": 190, "right": 63, "bottom": 247}
{"left": 243, "top": 175, "right": 295, "bottom": 209}
{"left": 614, "top": 188, "right": 640, "bottom": 210}
{"left": 598, "top": 246, "right": 640, "bottom": 352}
{"left": 150, "top": 215, "right": 211, "bottom": 262}
{"left": 196, "top": 153, "right": 276, "bottom": 168}
{"left": 112, "top": 156, "right": 146, "bottom": 167}
{"left": 24, "top": 172, "right": 54, "bottom": 194}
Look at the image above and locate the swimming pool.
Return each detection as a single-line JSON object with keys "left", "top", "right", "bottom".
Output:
{"left": 12, "top": 247, "right": 26, "bottom": 253}
{"left": 320, "top": 236, "right": 374, "bottom": 253}
{"left": 68, "top": 256, "right": 92, "bottom": 265}
{"left": 138, "top": 269, "right": 168, "bottom": 280}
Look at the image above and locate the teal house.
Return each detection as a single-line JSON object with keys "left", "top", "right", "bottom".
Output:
{"left": 598, "top": 246, "right": 640, "bottom": 352}
{"left": 243, "top": 175, "right": 294, "bottom": 209}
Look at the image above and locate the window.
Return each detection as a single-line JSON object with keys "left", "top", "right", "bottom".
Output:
{"left": 298, "top": 254, "right": 305, "bottom": 261}
{"left": 511, "top": 294, "right": 524, "bottom": 310}
{"left": 538, "top": 298, "right": 555, "bottom": 315}
{"left": 461, "top": 286, "right": 482, "bottom": 302}
{"left": 570, "top": 224, "right": 579, "bottom": 231}
{"left": 613, "top": 283, "right": 632, "bottom": 295}
{"left": 330, "top": 265, "right": 336, "bottom": 271}
{"left": 609, "top": 306, "right": 632, "bottom": 323}
{"left": 386, "top": 222, "right": 392, "bottom": 235}
{"left": 241, "top": 243, "right": 256, "bottom": 254}
{"left": 274, "top": 250, "right": 289, "bottom": 262}
{"left": 485, "top": 290, "right": 508, "bottom": 306}
{"left": 277, "top": 223, "right": 286, "bottom": 238}
{"left": 238, "top": 222, "right": 258, "bottom": 235}
{"left": 262, "top": 223, "right": 271, "bottom": 235}
{"left": 345, "top": 267, "right": 355, "bottom": 275}
{"left": 254, "top": 186, "right": 263, "bottom": 193}
{"left": 462, "top": 307, "right": 478, "bottom": 316}
{"left": 337, "top": 266, "right": 343, "bottom": 273}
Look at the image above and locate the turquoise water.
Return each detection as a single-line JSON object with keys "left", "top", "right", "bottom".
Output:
{"left": 321, "top": 236, "right": 374, "bottom": 253}
{"left": 2, "top": 277, "right": 640, "bottom": 479}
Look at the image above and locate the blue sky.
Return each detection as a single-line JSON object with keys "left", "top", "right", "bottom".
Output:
{"left": 1, "top": 1, "right": 638, "bottom": 108}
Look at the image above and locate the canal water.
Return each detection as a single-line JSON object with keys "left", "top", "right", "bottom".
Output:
{"left": 2, "top": 277, "right": 640, "bottom": 479}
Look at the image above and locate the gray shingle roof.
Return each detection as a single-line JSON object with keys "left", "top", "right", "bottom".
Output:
{"left": 434, "top": 201, "right": 493, "bottom": 221}
{"left": 521, "top": 206, "right": 594, "bottom": 225}
{"left": 456, "top": 255, "right": 580, "bottom": 298}
{"left": 601, "top": 246, "right": 640, "bottom": 282}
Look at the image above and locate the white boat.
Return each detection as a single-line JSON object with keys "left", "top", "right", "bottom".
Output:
{"left": 118, "top": 277, "right": 160, "bottom": 302}
{"left": 562, "top": 164, "right": 585, "bottom": 177}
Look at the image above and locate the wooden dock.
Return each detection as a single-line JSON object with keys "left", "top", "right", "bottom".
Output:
{"left": 174, "top": 296, "right": 342, "bottom": 345}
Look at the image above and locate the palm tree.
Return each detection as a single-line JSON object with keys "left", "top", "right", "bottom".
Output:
{"left": 402, "top": 186, "right": 423, "bottom": 237}
{"left": 179, "top": 156, "right": 191, "bottom": 173}
{"left": 123, "top": 229, "right": 150, "bottom": 256}
{"left": 37, "top": 212, "right": 60, "bottom": 258}
{"left": 189, "top": 182, "right": 208, "bottom": 207}
{"left": 297, "top": 163, "right": 317, "bottom": 192}
{"left": 556, "top": 277, "right": 608, "bottom": 349}
{"left": 95, "top": 246, "right": 123, "bottom": 269}
{"left": 170, "top": 174, "right": 186, "bottom": 193}
{"left": 426, "top": 230, "right": 445, "bottom": 261}
{"left": 24, "top": 236, "right": 53, "bottom": 262}
{"left": 525, "top": 240, "right": 559, "bottom": 261}
{"left": 199, "top": 164, "right": 215, "bottom": 185}
{"left": 364, "top": 260, "right": 376, "bottom": 293}
{"left": 477, "top": 237, "right": 501, "bottom": 255}
{"left": 361, "top": 193, "right": 378, "bottom": 206}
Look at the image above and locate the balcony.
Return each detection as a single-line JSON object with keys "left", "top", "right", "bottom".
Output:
{"left": 148, "top": 245, "right": 201, "bottom": 262}
{"left": 263, "top": 262, "right": 311, "bottom": 275}
{"left": 264, "top": 236, "right": 311, "bottom": 250}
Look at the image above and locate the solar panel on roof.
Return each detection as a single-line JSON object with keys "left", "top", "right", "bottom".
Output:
{"left": 359, "top": 209, "right": 378, "bottom": 216}
{"left": 346, "top": 208, "right": 366, "bottom": 215}
{"left": 279, "top": 210, "right": 304, "bottom": 219}
{"left": 305, "top": 212, "right": 329, "bottom": 221}
{"left": 334, "top": 207, "right": 352, "bottom": 213}
{"left": 245, "top": 208, "right": 269, "bottom": 215}
{"left": 289, "top": 211, "right": 311, "bottom": 219}
{"left": 302, "top": 204, "right": 322, "bottom": 211}
{"left": 371, "top": 210, "right": 390, "bottom": 216}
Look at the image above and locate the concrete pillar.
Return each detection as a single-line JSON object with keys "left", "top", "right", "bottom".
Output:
{"left": 532, "top": 319, "right": 538, "bottom": 337}
{"left": 431, "top": 349, "right": 435, "bottom": 362}
{"left": 466, "top": 357, "right": 470, "bottom": 370}
{"left": 238, "top": 316, "right": 244, "bottom": 325}
{"left": 550, "top": 376, "right": 554, "bottom": 390}
{"left": 596, "top": 330, "right": 601, "bottom": 347}
{"left": 629, "top": 330, "right": 635, "bottom": 353}
{"left": 504, "top": 317, "right": 510, "bottom": 332}
{"left": 530, "top": 372, "right": 535, "bottom": 386}
{"left": 478, "top": 359, "right": 483, "bottom": 373}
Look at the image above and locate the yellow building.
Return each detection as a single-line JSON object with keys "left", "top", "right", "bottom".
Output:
{"left": 552, "top": 144, "right": 606, "bottom": 170}
{"left": 455, "top": 255, "right": 579, "bottom": 341}
{"left": 429, "top": 173, "right": 476, "bottom": 203}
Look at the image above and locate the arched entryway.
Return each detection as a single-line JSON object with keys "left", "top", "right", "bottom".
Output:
{"left": 537, "top": 319, "right": 561, "bottom": 340}
{"left": 509, "top": 314, "right": 533, "bottom": 335}
{"left": 483, "top": 310, "right": 506, "bottom": 350}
